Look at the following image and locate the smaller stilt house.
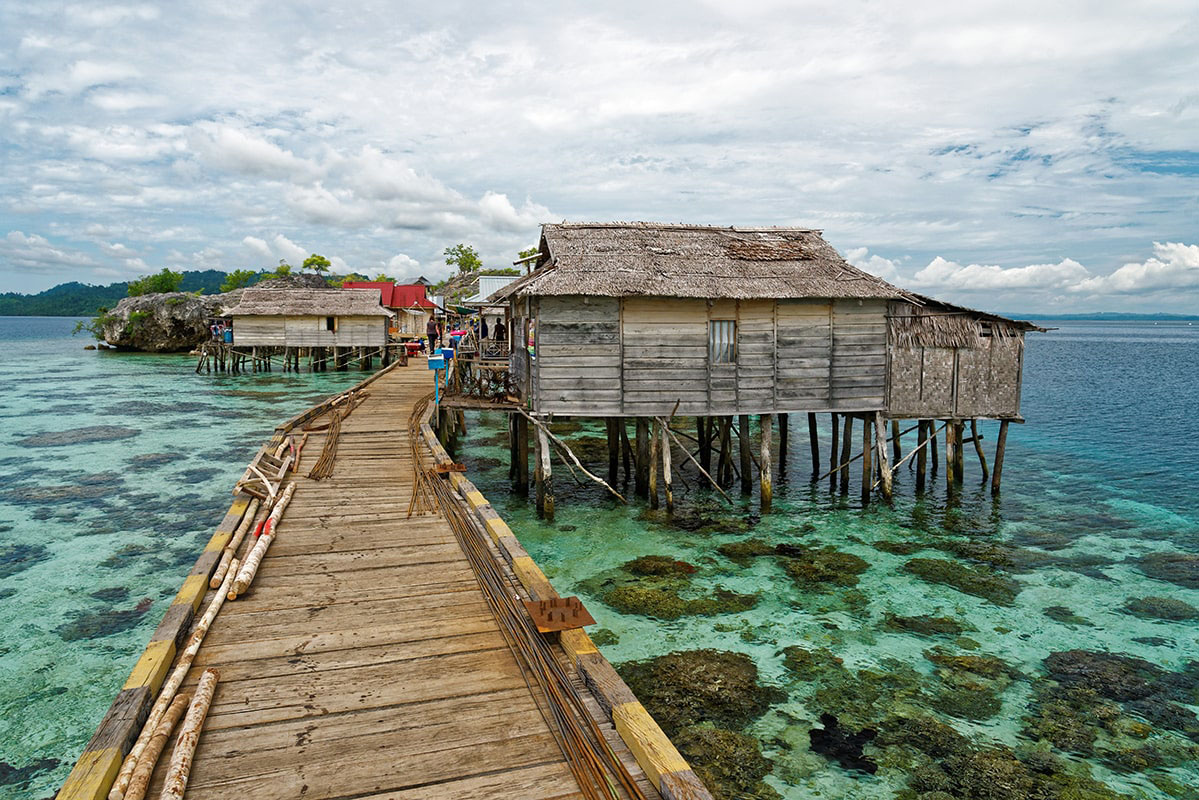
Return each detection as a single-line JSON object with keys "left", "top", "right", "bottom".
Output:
{"left": 467, "top": 222, "right": 1041, "bottom": 517}
{"left": 225, "top": 288, "right": 391, "bottom": 347}
{"left": 342, "top": 281, "right": 436, "bottom": 338}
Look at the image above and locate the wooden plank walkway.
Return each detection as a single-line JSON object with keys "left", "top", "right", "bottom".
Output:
{"left": 138, "top": 364, "right": 599, "bottom": 799}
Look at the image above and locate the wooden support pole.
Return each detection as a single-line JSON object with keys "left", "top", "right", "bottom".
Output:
{"left": 760, "top": 414, "right": 773, "bottom": 512}
{"left": 718, "top": 416, "right": 734, "bottom": 487}
{"left": 606, "top": 418, "right": 619, "bottom": 485}
{"left": 915, "top": 420, "right": 928, "bottom": 493}
{"left": 840, "top": 415, "right": 853, "bottom": 494}
{"left": 828, "top": 413, "right": 840, "bottom": 491}
{"left": 648, "top": 418, "right": 660, "bottom": 509}
{"left": 806, "top": 412, "right": 819, "bottom": 476}
{"left": 661, "top": 423, "right": 673, "bottom": 512}
{"left": 945, "top": 420, "right": 955, "bottom": 494}
{"left": 535, "top": 425, "right": 554, "bottom": 520}
{"left": 891, "top": 419, "right": 902, "bottom": 463}
{"left": 634, "top": 417, "right": 650, "bottom": 498}
{"left": 516, "top": 415, "right": 529, "bottom": 496}
{"left": 875, "top": 412, "right": 893, "bottom": 503}
{"left": 970, "top": 418, "right": 990, "bottom": 481}
{"left": 991, "top": 420, "right": 1009, "bottom": 495}
{"left": 954, "top": 420, "right": 966, "bottom": 483}
{"left": 930, "top": 422, "right": 939, "bottom": 474}
{"left": 508, "top": 414, "right": 518, "bottom": 480}
{"left": 861, "top": 415, "right": 872, "bottom": 505}
{"left": 620, "top": 421, "right": 632, "bottom": 480}
{"left": 698, "top": 417, "right": 711, "bottom": 473}
{"left": 738, "top": 414, "right": 752, "bottom": 495}
{"left": 778, "top": 412, "right": 789, "bottom": 475}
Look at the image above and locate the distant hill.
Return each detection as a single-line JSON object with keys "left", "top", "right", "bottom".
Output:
{"left": 1004, "top": 312, "right": 1199, "bottom": 321}
{"left": 0, "top": 270, "right": 231, "bottom": 316}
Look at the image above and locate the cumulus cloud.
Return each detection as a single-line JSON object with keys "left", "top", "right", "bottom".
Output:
{"left": 911, "top": 256, "right": 1091, "bottom": 291}
{"left": 188, "top": 124, "right": 317, "bottom": 181}
{"left": 843, "top": 247, "right": 901, "bottom": 282}
{"left": 272, "top": 234, "right": 308, "bottom": 265}
{"left": 1072, "top": 242, "right": 1199, "bottom": 294}
{"left": 242, "top": 235, "right": 272, "bottom": 258}
{"left": 387, "top": 253, "right": 420, "bottom": 273}
{"left": 1, "top": 230, "right": 98, "bottom": 271}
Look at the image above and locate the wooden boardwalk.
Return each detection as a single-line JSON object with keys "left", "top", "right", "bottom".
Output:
{"left": 138, "top": 364, "right": 612, "bottom": 799}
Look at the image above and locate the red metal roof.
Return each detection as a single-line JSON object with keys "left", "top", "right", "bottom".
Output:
{"left": 342, "top": 281, "right": 434, "bottom": 309}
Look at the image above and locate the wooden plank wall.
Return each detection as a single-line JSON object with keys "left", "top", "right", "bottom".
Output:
{"left": 776, "top": 299, "right": 832, "bottom": 409}
{"left": 622, "top": 297, "right": 709, "bottom": 416}
{"left": 535, "top": 296, "right": 623, "bottom": 415}
{"left": 233, "top": 316, "right": 387, "bottom": 347}
{"left": 831, "top": 299, "right": 887, "bottom": 409}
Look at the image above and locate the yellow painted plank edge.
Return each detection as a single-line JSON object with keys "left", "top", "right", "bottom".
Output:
{"left": 57, "top": 747, "right": 122, "bottom": 800}
{"left": 612, "top": 701, "right": 691, "bottom": 788}
{"left": 173, "top": 573, "right": 208, "bottom": 613}
{"left": 121, "top": 639, "right": 175, "bottom": 691}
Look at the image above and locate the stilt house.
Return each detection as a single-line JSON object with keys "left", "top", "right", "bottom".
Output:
{"left": 490, "top": 222, "right": 1039, "bottom": 420}
{"left": 342, "top": 281, "right": 436, "bottom": 337}
{"left": 224, "top": 288, "right": 391, "bottom": 347}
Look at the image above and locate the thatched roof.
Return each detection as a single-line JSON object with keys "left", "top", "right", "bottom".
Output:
{"left": 224, "top": 288, "right": 391, "bottom": 317}
{"left": 889, "top": 295, "right": 1045, "bottom": 349}
{"left": 491, "top": 222, "right": 913, "bottom": 302}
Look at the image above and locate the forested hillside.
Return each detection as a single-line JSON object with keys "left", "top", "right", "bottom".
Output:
{"left": 0, "top": 270, "right": 229, "bottom": 316}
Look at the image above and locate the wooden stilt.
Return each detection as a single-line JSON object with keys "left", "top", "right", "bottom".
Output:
{"left": 738, "top": 414, "right": 752, "bottom": 495}
{"left": 930, "top": 423, "right": 939, "bottom": 474}
{"left": 807, "top": 412, "right": 819, "bottom": 476}
{"left": 717, "top": 416, "right": 733, "bottom": 487}
{"left": 535, "top": 425, "right": 554, "bottom": 520}
{"left": 840, "top": 415, "right": 853, "bottom": 494}
{"left": 991, "top": 420, "right": 1009, "bottom": 495}
{"left": 508, "top": 414, "right": 518, "bottom": 481}
{"left": 891, "top": 419, "right": 902, "bottom": 463}
{"left": 620, "top": 421, "right": 632, "bottom": 480}
{"left": 760, "top": 414, "right": 772, "bottom": 512}
{"left": 915, "top": 420, "right": 928, "bottom": 493}
{"left": 661, "top": 423, "right": 673, "bottom": 512}
{"left": 778, "top": 412, "right": 789, "bottom": 475}
{"left": 861, "top": 415, "right": 872, "bottom": 505}
{"left": 970, "top": 418, "right": 989, "bottom": 481}
{"left": 828, "top": 413, "right": 840, "bottom": 491}
{"left": 698, "top": 417, "right": 711, "bottom": 474}
{"left": 875, "top": 412, "right": 893, "bottom": 503}
{"left": 954, "top": 420, "right": 966, "bottom": 483}
{"left": 634, "top": 418, "right": 650, "bottom": 497}
{"left": 515, "top": 415, "right": 529, "bottom": 496}
{"left": 945, "top": 420, "right": 955, "bottom": 494}
{"left": 606, "top": 418, "right": 619, "bottom": 485}
{"left": 648, "top": 418, "right": 660, "bottom": 509}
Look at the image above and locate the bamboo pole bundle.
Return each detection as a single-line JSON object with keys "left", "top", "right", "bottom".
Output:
{"left": 229, "top": 482, "right": 296, "bottom": 599}
{"left": 123, "top": 693, "right": 192, "bottom": 800}
{"left": 109, "top": 560, "right": 238, "bottom": 800}
{"left": 209, "top": 499, "right": 261, "bottom": 589}
{"left": 159, "top": 669, "right": 219, "bottom": 800}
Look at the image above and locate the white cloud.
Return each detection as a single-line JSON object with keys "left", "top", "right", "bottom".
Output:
{"left": 242, "top": 235, "right": 272, "bottom": 258}
{"left": 911, "top": 256, "right": 1091, "bottom": 291}
{"left": 387, "top": 253, "right": 420, "bottom": 272}
{"left": 1, "top": 230, "right": 98, "bottom": 271}
{"left": 1072, "top": 242, "right": 1199, "bottom": 294}
{"left": 67, "top": 4, "right": 160, "bottom": 26}
{"left": 272, "top": 234, "right": 308, "bottom": 265}
{"left": 188, "top": 124, "right": 317, "bottom": 181}
{"left": 844, "top": 247, "right": 901, "bottom": 282}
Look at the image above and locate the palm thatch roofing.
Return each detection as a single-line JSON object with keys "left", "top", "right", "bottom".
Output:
{"left": 492, "top": 222, "right": 913, "bottom": 302}
{"left": 224, "top": 288, "right": 392, "bottom": 317}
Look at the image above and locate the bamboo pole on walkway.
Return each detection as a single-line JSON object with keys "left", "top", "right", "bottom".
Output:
{"left": 230, "top": 482, "right": 295, "bottom": 599}
{"left": 209, "top": 498, "right": 261, "bottom": 589}
{"left": 123, "top": 692, "right": 191, "bottom": 800}
{"left": 159, "top": 669, "right": 219, "bottom": 800}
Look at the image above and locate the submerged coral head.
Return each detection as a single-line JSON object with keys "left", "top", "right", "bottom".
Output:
{"left": 809, "top": 713, "right": 878, "bottom": 774}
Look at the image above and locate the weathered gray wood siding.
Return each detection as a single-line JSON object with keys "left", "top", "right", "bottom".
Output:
{"left": 776, "top": 299, "right": 832, "bottom": 408}
{"left": 232, "top": 315, "right": 387, "bottom": 347}
{"left": 886, "top": 321, "right": 1024, "bottom": 418}
{"left": 534, "top": 296, "right": 622, "bottom": 415}
{"left": 622, "top": 297, "right": 709, "bottom": 416}
{"left": 831, "top": 299, "right": 887, "bottom": 409}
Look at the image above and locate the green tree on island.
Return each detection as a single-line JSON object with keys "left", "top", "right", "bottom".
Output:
{"left": 275, "top": 260, "right": 292, "bottom": 276}
{"left": 302, "top": 253, "right": 331, "bottom": 275}
{"left": 444, "top": 243, "right": 482, "bottom": 274}
{"left": 373, "top": 273, "right": 391, "bottom": 282}
{"left": 517, "top": 246, "right": 538, "bottom": 260}
{"left": 127, "top": 268, "right": 184, "bottom": 296}
{"left": 220, "top": 269, "right": 260, "bottom": 292}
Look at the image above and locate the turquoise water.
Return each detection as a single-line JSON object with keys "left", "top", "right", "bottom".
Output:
{"left": 453, "top": 321, "right": 1199, "bottom": 800}
{"left": 0, "top": 318, "right": 369, "bottom": 798}
{"left": 2, "top": 319, "right": 1196, "bottom": 799}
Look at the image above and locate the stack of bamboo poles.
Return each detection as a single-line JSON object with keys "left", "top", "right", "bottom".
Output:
{"left": 410, "top": 395, "right": 645, "bottom": 800}
{"left": 110, "top": 456, "right": 301, "bottom": 799}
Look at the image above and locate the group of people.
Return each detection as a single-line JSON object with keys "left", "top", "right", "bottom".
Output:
{"left": 424, "top": 314, "right": 505, "bottom": 354}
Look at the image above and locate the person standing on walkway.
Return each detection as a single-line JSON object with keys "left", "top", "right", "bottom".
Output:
{"left": 426, "top": 315, "right": 440, "bottom": 354}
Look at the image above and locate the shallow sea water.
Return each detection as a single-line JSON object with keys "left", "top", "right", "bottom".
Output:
{"left": 455, "top": 321, "right": 1199, "bottom": 800}
{"left": 0, "top": 318, "right": 368, "bottom": 798}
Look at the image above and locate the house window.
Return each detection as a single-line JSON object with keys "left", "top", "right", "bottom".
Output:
{"left": 709, "top": 320, "right": 736, "bottom": 364}
{"left": 325, "top": 316, "right": 337, "bottom": 332}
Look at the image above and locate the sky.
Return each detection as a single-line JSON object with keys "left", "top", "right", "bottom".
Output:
{"left": 0, "top": 1, "right": 1196, "bottom": 314}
